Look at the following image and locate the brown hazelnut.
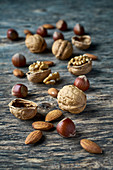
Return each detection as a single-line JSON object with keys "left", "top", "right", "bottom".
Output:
{"left": 25, "top": 34, "right": 47, "bottom": 53}
{"left": 36, "top": 26, "right": 47, "bottom": 37}
{"left": 13, "top": 69, "right": 24, "bottom": 77}
{"left": 56, "top": 118, "right": 76, "bottom": 138}
{"left": 12, "top": 84, "right": 28, "bottom": 98}
{"left": 73, "top": 23, "right": 85, "bottom": 35}
{"left": 7, "top": 29, "right": 18, "bottom": 40}
{"left": 52, "top": 39, "right": 73, "bottom": 60}
{"left": 74, "top": 75, "right": 90, "bottom": 91}
{"left": 48, "top": 88, "right": 59, "bottom": 98}
{"left": 12, "top": 53, "right": 26, "bottom": 67}
{"left": 56, "top": 20, "right": 67, "bottom": 31}
{"left": 53, "top": 31, "right": 64, "bottom": 41}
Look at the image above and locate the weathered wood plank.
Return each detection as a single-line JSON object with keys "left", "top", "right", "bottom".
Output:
{"left": 0, "top": 0, "right": 113, "bottom": 169}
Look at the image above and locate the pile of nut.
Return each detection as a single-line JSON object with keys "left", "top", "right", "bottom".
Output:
{"left": 7, "top": 19, "right": 102, "bottom": 154}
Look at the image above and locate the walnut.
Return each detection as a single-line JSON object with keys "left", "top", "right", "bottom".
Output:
{"left": 8, "top": 98, "right": 37, "bottom": 120}
{"left": 43, "top": 72, "right": 60, "bottom": 85}
{"left": 25, "top": 34, "right": 47, "bottom": 53}
{"left": 67, "top": 55, "right": 92, "bottom": 75}
{"left": 26, "top": 61, "right": 51, "bottom": 83}
{"left": 52, "top": 39, "right": 73, "bottom": 60}
{"left": 72, "top": 35, "right": 91, "bottom": 50}
{"left": 57, "top": 85, "right": 86, "bottom": 114}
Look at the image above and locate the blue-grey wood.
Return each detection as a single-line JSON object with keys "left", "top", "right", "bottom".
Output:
{"left": 0, "top": 0, "right": 113, "bottom": 169}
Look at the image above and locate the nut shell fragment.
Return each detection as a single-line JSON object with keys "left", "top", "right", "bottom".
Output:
{"left": 52, "top": 39, "right": 73, "bottom": 60}
{"left": 72, "top": 35, "right": 91, "bottom": 50}
{"left": 25, "top": 34, "right": 47, "bottom": 53}
{"left": 8, "top": 98, "right": 37, "bottom": 120}
{"left": 57, "top": 85, "right": 86, "bottom": 114}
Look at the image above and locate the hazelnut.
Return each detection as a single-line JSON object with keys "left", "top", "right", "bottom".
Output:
{"left": 12, "top": 53, "right": 26, "bottom": 67}
{"left": 13, "top": 69, "right": 24, "bottom": 78}
{"left": 74, "top": 75, "right": 90, "bottom": 91}
{"left": 36, "top": 26, "right": 47, "bottom": 37}
{"left": 48, "top": 88, "right": 59, "bottom": 98}
{"left": 56, "top": 118, "right": 76, "bottom": 138}
{"left": 73, "top": 23, "right": 85, "bottom": 35}
{"left": 25, "top": 34, "right": 47, "bottom": 53}
{"left": 7, "top": 28, "right": 18, "bottom": 40}
{"left": 56, "top": 20, "right": 67, "bottom": 31}
{"left": 53, "top": 31, "right": 64, "bottom": 41}
{"left": 52, "top": 39, "right": 73, "bottom": 60}
{"left": 12, "top": 84, "right": 28, "bottom": 98}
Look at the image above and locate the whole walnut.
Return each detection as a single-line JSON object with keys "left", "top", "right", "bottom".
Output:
{"left": 57, "top": 85, "right": 86, "bottom": 114}
{"left": 25, "top": 34, "right": 47, "bottom": 53}
{"left": 52, "top": 39, "right": 73, "bottom": 60}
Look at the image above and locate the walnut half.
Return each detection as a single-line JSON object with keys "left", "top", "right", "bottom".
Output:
{"left": 43, "top": 72, "right": 60, "bottom": 85}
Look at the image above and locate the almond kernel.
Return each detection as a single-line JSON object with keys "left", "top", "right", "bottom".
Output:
{"left": 25, "top": 130, "right": 42, "bottom": 144}
{"left": 43, "top": 61, "right": 54, "bottom": 67}
{"left": 32, "top": 121, "right": 54, "bottom": 130}
{"left": 13, "top": 69, "right": 24, "bottom": 77}
{"left": 42, "top": 24, "right": 55, "bottom": 29}
{"left": 45, "top": 109, "right": 62, "bottom": 122}
{"left": 84, "top": 53, "right": 98, "bottom": 60}
{"left": 80, "top": 139, "right": 102, "bottom": 154}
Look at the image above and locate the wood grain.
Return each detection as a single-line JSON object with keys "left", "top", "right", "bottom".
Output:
{"left": 0, "top": 0, "right": 113, "bottom": 169}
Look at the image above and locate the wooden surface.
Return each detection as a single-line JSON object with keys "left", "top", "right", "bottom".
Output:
{"left": 0, "top": 0, "right": 113, "bottom": 169}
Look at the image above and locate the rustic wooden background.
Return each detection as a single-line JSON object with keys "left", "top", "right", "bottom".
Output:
{"left": 0, "top": 0, "right": 113, "bottom": 169}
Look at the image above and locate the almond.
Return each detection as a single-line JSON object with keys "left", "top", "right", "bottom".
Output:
{"left": 25, "top": 130, "right": 42, "bottom": 144}
{"left": 80, "top": 139, "right": 102, "bottom": 154}
{"left": 13, "top": 69, "right": 24, "bottom": 77}
{"left": 48, "top": 88, "right": 59, "bottom": 98}
{"left": 43, "top": 61, "right": 54, "bottom": 67}
{"left": 45, "top": 109, "right": 62, "bottom": 122}
{"left": 42, "top": 24, "right": 55, "bottom": 29}
{"left": 32, "top": 121, "right": 54, "bottom": 130}
{"left": 84, "top": 53, "right": 98, "bottom": 60}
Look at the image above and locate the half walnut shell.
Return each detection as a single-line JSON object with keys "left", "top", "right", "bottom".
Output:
{"left": 8, "top": 98, "right": 37, "bottom": 120}
{"left": 26, "top": 69, "right": 51, "bottom": 83}
{"left": 67, "top": 55, "right": 92, "bottom": 76}
{"left": 72, "top": 35, "right": 91, "bottom": 50}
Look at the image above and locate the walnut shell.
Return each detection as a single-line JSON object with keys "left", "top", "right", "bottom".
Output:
{"left": 25, "top": 34, "right": 47, "bottom": 53}
{"left": 72, "top": 35, "right": 91, "bottom": 50}
{"left": 57, "top": 85, "right": 86, "bottom": 114}
{"left": 26, "top": 69, "right": 51, "bottom": 83}
{"left": 8, "top": 98, "right": 37, "bottom": 120}
{"left": 67, "top": 55, "right": 92, "bottom": 75}
{"left": 52, "top": 39, "right": 73, "bottom": 60}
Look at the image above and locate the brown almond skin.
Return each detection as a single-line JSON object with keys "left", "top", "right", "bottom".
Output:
{"left": 43, "top": 61, "right": 54, "bottom": 67}
{"left": 45, "top": 109, "right": 62, "bottom": 122}
{"left": 80, "top": 139, "right": 102, "bottom": 154}
{"left": 84, "top": 53, "right": 98, "bottom": 60}
{"left": 25, "top": 130, "right": 42, "bottom": 144}
{"left": 32, "top": 121, "right": 54, "bottom": 130}
{"left": 48, "top": 88, "right": 59, "bottom": 98}
{"left": 13, "top": 69, "right": 24, "bottom": 77}
{"left": 42, "top": 24, "right": 55, "bottom": 29}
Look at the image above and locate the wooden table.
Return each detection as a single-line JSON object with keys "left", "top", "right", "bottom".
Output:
{"left": 0, "top": 0, "right": 113, "bottom": 169}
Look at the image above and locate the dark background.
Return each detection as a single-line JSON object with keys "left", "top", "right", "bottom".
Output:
{"left": 0, "top": 0, "right": 113, "bottom": 169}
